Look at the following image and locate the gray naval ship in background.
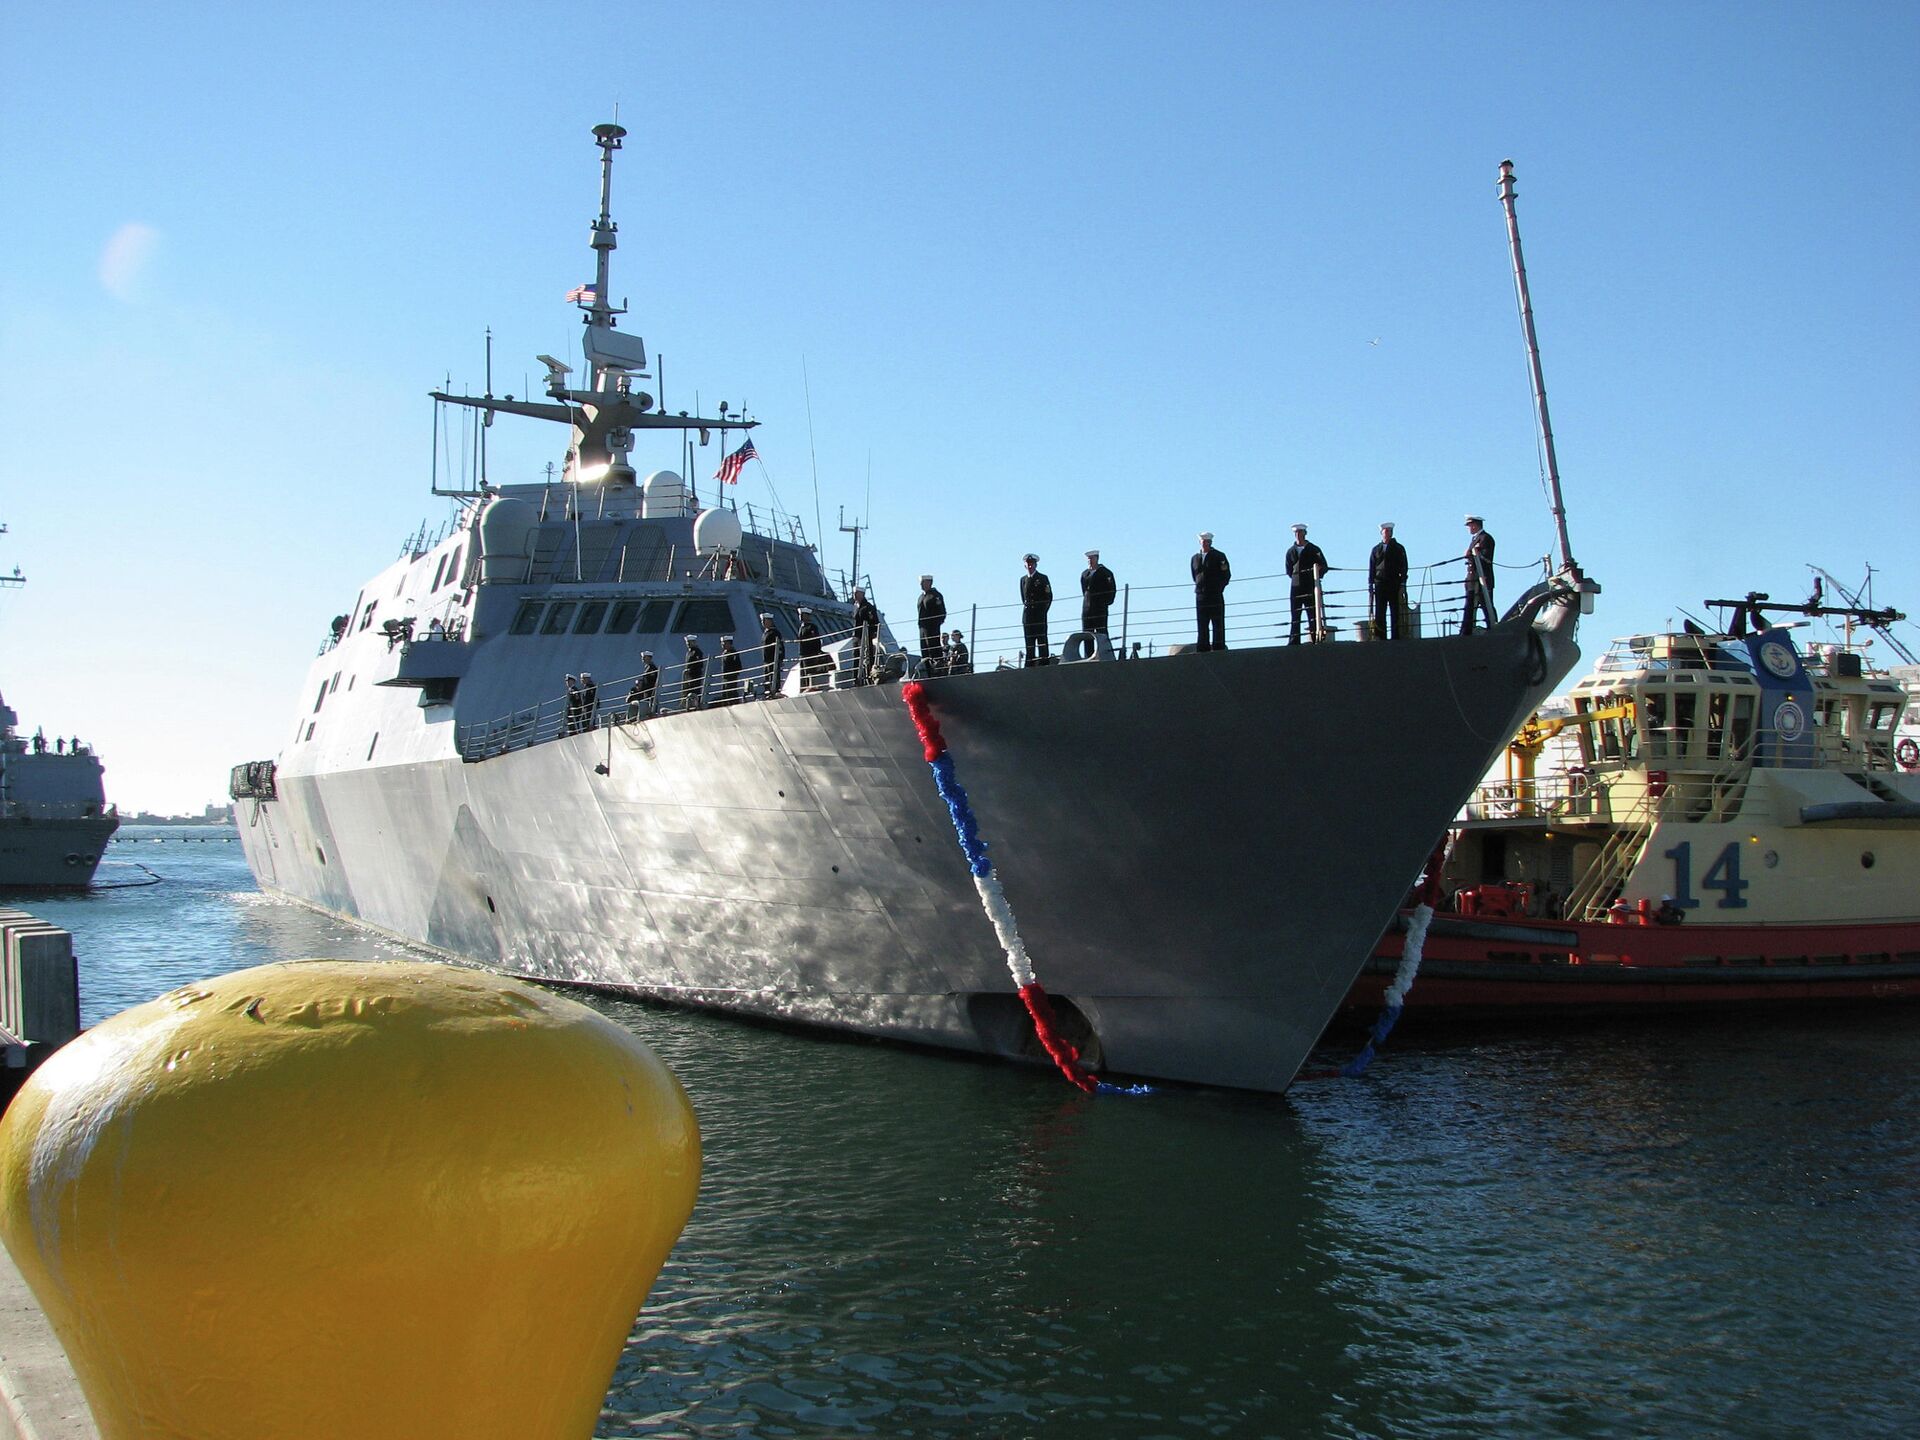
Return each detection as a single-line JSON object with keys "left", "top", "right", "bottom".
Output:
{"left": 0, "top": 531, "right": 118, "bottom": 887}
{"left": 232, "top": 129, "right": 1597, "bottom": 1092}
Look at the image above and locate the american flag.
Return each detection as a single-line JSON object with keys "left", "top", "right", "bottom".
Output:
{"left": 565, "top": 283, "right": 597, "bottom": 303}
{"left": 714, "top": 438, "right": 756, "bottom": 486}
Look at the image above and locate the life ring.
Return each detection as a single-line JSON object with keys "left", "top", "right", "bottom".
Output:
{"left": 1897, "top": 737, "right": 1920, "bottom": 771}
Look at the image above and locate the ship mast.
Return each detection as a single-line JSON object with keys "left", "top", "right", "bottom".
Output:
{"left": 1497, "top": 160, "right": 1575, "bottom": 575}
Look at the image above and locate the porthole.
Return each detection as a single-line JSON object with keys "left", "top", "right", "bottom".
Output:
{"left": 1763, "top": 850, "right": 1780, "bottom": 869}
{"left": 1861, "top": 852, "right": 1876, "bottom": 869}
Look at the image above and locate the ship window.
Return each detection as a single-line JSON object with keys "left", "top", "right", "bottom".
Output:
{"left": 633, "top": 599, "right": 677, "bottom": 633}
{"left": 1705, "top": 692, "right": 1727, "bottom": 759}
{"left": 444, "top": 547, "right": 462, "bottom": 587}
{"left": 359, "top": 602, "right": 378, "bottom": 631}
{"left": 367, "top": 733, "right": 379, "bottom": 761}
{"left": 1672, "top": 693, "right": 1696, "bottom": 758}
{"left": 432, "top": 556, "right": 448, "bottom": 590}
{"left": 1730, "top": 694, "right": 1756, "bottom": 756}
{"left": 541, "top": 602, "right": 577, "bottom": 634}
{"left": 574, "top": 601, "right": 609, "bottom": 634}
{"left": 675, "top": 598, "right": 736, "bottom": 634}
{"left": 606, "top": 600, "right": 642, "bottom": 634}
{"left": 313, "top": 683, "right": 328, "bottom": 714}
{"left": 330, "top": 672, "right": 341, "bottom": 694}
{"left": 510, "top": 601, "right": 544, "bottom": 635}
{"left": 305, "top": 722, "right": 315, "bottom": 742}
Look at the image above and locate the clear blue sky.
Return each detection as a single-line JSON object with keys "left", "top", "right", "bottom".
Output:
{"left": 3, "top": 2, "right": 1916, "bottom": 812}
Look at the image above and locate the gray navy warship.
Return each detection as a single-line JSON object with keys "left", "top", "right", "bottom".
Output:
{"left": 0, "top": 533, "right": 118, "bottom": 888}
{"left": 231, "top": 130, "right": 1596, "bottom": 1092}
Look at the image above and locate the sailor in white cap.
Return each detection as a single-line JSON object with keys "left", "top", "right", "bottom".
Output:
{"left": 795, "top": 606, "right": 825, "bottom": 691}
{"left": 578, "top": 672, "right": 598, "bottom": 731}
{"left": 757, "top": 612, "right": 784, "bottom": 698}
{"left": 1191, "top": 531, "right": 1231, "bottom": 651}
{"left": 681, "top": 634, "right": 706, "bottom": 710}
{"left": 1462, "top": 513, "right": 1497, "bottom": 634}
{"left": 916, "top": 573, "right": 948, "bottom": 671}
{"left": 1284, "top": 524, "right": 1328, "bottom": 645}
{"left": 1369, "top": 521, "right": 1409, "bottom": 641}
{"left": 1019, "top": 553, "right": 1053, "bottom": 666}
{"left": 630, "top": 651, "right": 659, "bottom": 720}
{"left": 1080, "top": 549, "right": 1116, "bottom": 637}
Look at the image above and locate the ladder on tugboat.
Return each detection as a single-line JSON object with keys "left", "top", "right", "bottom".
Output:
{"left": 1566, "top": 811, "right": 1655, "bottom": 920}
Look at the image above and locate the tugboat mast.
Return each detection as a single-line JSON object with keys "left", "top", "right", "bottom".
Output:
{"left": 1498, "top": 160, "right": 1575, "bottom": 575}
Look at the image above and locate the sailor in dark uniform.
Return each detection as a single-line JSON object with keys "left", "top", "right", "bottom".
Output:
{"left": 716, "top": 638, "right": 742, "bottom": 705}
{"left": 1191, "top": 531, "right": 1230, "bottom": 651}
{"left": 796, "top": 608, "right": 826, "bottom": 691}
{"left": 1462, "top": 514, "right": 1497, "bottom": 633}
{"left": 851, "top": 586, "right": 881, "bottom": 684}
{"left": 628, "top": 653, "right": 658, "bottom": 721}
{"left": 915, "top": 575, "right": 947, "bottom": 672}
{"left": 758, "top": 613, "right": 785, "bottom": 698}
{"left": 945, "top": 628, "right": 971, "bottom": 675}
{"left": 681, "top": 635, "right": 706, "bottom": 710}
{"left": 563, "top": 674, "right": 582, "bottom": 734}
{"left": 1019, "top": 554, "right": 1052, "bottom": 666}
{"left": 1368, "top": 521, "right": 1410, "bottom": 640}
{"left": 1080, "top": 549, "right": 1116, "bottom": 636}
{"left": 1284, "top": 524, "right": 1328, "bottom": 644}
{"left": 578, "top": 672, "right": 599, "bottom": 729}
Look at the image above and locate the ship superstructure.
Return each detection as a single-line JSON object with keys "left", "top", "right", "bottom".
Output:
{"left": 232, "top": 130, "right": 1595, "bottom": 1091}
{"left": 0, "top": 531, "right": 118, "bottom": 888}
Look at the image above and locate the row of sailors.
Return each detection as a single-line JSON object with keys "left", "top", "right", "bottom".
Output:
{"left": 558, "top": 608, "right": 976, "bottom": 732}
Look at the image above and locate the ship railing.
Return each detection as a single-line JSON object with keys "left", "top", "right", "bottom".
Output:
{"left": 941, "top": 559, "right": 1521, "bottom": 666}
{"left": 454, "top": 617, "right": 880, "bottom": 761}
{"left": 1465, "top": 769, "right": 1599, "bottom": 822}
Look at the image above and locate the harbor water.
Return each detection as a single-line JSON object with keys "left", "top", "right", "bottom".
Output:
{"left": 19, "top": 826, "right": 1920, "bottom": 1438}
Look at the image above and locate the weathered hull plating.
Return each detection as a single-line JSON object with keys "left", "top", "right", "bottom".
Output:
{"left": 238, "top": 618, "right": 1578, "bottom": 1091}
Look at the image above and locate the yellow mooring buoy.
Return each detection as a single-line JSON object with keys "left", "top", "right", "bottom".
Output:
{"left": 0, "top": 960, "right": 701, "bottom": 1440}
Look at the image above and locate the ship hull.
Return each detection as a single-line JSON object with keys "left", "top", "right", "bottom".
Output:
{"left": 0, "top": 815, "right": 119, "bottom": 889}
{"left": 238, "top": 618, "right": 1577, "bottom": 1091}
{"left": 1346, "top": 912, "right": 1920, "bottom": 1022}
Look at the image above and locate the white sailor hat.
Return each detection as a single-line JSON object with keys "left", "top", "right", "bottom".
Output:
{"left": 1465, "top": 513, "right": 1482, "bottom": 524}
{"left": 1381, "top": 520, "right": 1396, "bottom": 528}
{"left": 641, "top": 651, "right": 653, "bottom": 660}
{"left": 1085, "top": 548, "right": 1100, "bottom": 558}
{"left": 581, "top": 672, "right": 592, "bottom": 681}
{"left": 919, "top": 573, "right": 933, "bottom": 582}
{"left": 758, "top": 612, "right": 773, "bottom": 622}
{"left": 1023, "top": 552, "right": 1039, "bottom": 562}
{"left": 1291, "top": 522, "right": 1308, "bottom": 531}
{"left": 1198, "top": 531, "right": 1213, "bottom": 542}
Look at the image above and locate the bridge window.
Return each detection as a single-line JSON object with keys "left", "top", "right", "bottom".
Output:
{"left": 540, "top": 602, "right": 578, "bottom": 635}
{"left": 510, "top": 601, "right": 544, "bottom": 635}
{"left": 574, "top": 601, "right": 609, "bottom": 634}
{"left": 676, "top": 598, "right": 736, "bottom": 634}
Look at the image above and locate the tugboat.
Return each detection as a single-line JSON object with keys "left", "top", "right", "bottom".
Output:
{"left": 0, "top": 532, "right": 118, "bottom": 888}
{"left": 230, "top": 132, "right": 1597, "bottom": 1092}
{"left": 1349, "top": 587, "right": 1920, "bottom": 1021}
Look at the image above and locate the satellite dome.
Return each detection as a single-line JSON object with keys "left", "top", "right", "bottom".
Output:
{"left": 693, "top": 507, "right": 744, "bottom": 557}
{"left": 640, "top": 470, "right": 689, "bottom": 518}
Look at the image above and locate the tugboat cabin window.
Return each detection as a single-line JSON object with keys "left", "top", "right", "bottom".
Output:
{"left": 510, "top": 601, "right": 544, "bottom": 635}
{"left": 540, "top": 601, "right": 578, "bottom": 635}
{"left": 573, "top": 601, "right": 609, "bottom": 634}
{"left": 676, "top": 598, "right": 735, "bottom": 634}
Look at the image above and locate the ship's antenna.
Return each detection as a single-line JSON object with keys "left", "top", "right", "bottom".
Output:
{"left": 803, "top": 358, "right": 824, "bottom": 555}
{"left": 1497, "top": 160, "right": 1575, "bottom": 574}
{"left": 480, "top": 328, "right": 493, "bottom": 488}
{"left": 587, "top": 123, "right": 626, "bottom": 328}
{"left": 839, "top": 506, "right": 865, "bottom": 600}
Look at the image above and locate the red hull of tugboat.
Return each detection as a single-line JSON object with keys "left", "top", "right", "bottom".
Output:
{"left": 1345, "top": 913, "right": 1920, "bottom": 1020}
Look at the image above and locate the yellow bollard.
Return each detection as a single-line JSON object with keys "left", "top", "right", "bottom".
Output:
{"left": 0, "top": 960, "right": 700, "bottom": 1440}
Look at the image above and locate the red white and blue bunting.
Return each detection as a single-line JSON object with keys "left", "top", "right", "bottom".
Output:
{"left": 1342, "top": 836, "right": 1451, "bottom": 1077}
{"left": 901, "top": 681, "right": 1147, "bottom": 1095}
